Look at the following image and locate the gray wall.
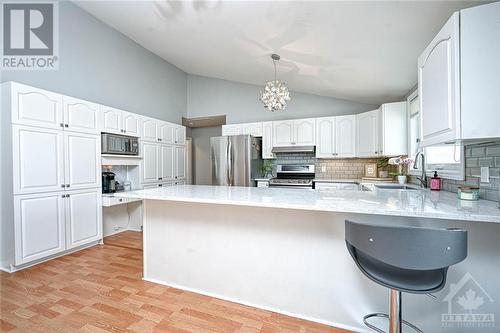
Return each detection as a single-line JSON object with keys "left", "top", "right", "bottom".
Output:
{"left": 187, "top": 74, "right": 376, "bottom": 123}
{"left": 191, "top": 126, "right": 222, "bottom": 185}
{"left": 1, "top": 1, "right": 187, "bottom": 124}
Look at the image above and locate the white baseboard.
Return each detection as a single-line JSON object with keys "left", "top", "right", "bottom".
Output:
{"left": 143, "top": 276, "right": 366, "bottom": 333}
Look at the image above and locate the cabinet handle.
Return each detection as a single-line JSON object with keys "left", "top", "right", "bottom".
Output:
{"left": 374, "top": 152, "right": 378, "bottom": 154}
{"left": 64, "top": 124, "right": 69, "bottom": 128}
{"left": 60, "top": 123, "right": 64, "bottom": 128}
{"left": 158, "top": 184, "right": 162, "bottom": 187}
{"left": 66, "top": 184, "right": 70, "bottom": 187}
{"left": 175, "top": 176, "right": 178, "bottom": 179}
{"left": 61, "top": 194, "right": 65, "bottom": 198}
{"left": 158, "top": 177, "right": 163, "bottom": 180}
{"left": 119, "top": 198, "right": 123, "bottom": 202}
{"left": 61, "top": 184, "right": 66, "bottom": 188}
{"left": 66, "top": 194, "right": 70, "bottom": 198}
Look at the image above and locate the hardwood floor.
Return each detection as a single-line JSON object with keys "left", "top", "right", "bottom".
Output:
{"left": 0, "top": 233, "right": 353, "bottom": 333}
{"left": 104, "top": 230, "right": 143, "bottom": 250}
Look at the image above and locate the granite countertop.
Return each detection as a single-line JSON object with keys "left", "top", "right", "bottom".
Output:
{"left": 114, "top": 185, "right": 500, "bottom": 223}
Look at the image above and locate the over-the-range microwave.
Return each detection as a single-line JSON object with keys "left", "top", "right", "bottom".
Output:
{"left": 101, "top": 133, "right": 139, "bottom": 155}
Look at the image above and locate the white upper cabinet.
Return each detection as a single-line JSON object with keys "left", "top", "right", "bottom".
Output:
{"left": 294, "top": 118, "right": 316, "bottom": 145}
{"left": 159, "top": 123, "right": 175, "bottom": 144}
{"left": 380, "top": 102, "right": 407, "bottom": 156}
{"left": 159, "top": 145, "right": 174, "bottom": 181}
{"left": 141, "top": 142, "right": 159, "bottom": 183}
{"left": 418, "top": 13, "right": 460, "bottom": 146}
{"left": 65, "top": 189, "right": 102, "bottom": 249}
{"left": 316, "top": 117, "right": 336, "bottom": 158}
{"left": 63, "top": 96, "right": 100, "bottom": 135}
{"left": 64, "top": 132, "right": 101, "bottom": 190}
{"left": 14, "top": 192, "right": 66, "bottom": 265}
{"left": 13, "top": 126, "right": 65, "bottom": 195}
{"left": 100, "top": 106, "right": 122, "bottom": 135}
{"left": 273, "top": 120, "right": 294, "bottom": 146}
{"left": 142, "top": 118, "right": 159, "bottom": 142}
{"left": 335, "top": 115, "right": 356, "bottom": 158}
{"left": 174, "top": 126, "right": 186, "bottom": 145}
{"left": 356, "top": 110, "right": 380, "bottom": 158}
{"left": 175, "top": 146, "right": 186, "bottom": 180}
{"left": 222, "top": 124, "right": 242, "bottom": 136}
{"left": 8, "top": 82, "right": 63, "bottom": 130}
{"left": 262, "top": 122, "right": 275, "bottom": 159}
{"left": 122, "top": 112, "right": 141, "bottom": 137}
{"left": 242, "top": 122, "right": 263, "bottom": 137}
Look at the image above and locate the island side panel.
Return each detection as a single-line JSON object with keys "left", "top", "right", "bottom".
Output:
{"left": 142, "top": 199, "right": 500, "bottom": 333}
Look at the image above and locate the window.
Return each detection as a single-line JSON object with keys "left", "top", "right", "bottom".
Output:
{"left": 407, "top": 90, "right": 465, "bottom": 181}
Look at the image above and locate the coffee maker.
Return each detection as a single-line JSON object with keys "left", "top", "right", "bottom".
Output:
{"left": 102, "top": 171, "right": 116, "bottom": 193}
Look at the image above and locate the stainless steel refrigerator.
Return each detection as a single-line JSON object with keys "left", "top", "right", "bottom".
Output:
{"left": 210, "top": 135, "right": 263, "bottom": 186}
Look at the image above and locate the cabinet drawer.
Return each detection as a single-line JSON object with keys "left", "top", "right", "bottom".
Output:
{"left": 102, "top": 196, "right": 141, "bottom": 207}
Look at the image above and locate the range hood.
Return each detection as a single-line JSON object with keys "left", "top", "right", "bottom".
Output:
{"left": 271, "top": 146, "right": 315, "bottom": 153}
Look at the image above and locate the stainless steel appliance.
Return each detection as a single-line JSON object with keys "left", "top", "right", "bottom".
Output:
{"left": 102, "top": 171, "right": 116, "bottom": 193}
{"left": 101, "top": 133, "right": 139, "bottom": 155}
{"left": 210, "top": 135, "right": 262, "bottom": 186}
{"left": 269, "top": 164, "right": 315, "bottom": 189}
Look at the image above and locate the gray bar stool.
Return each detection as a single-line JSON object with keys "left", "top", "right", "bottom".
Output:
{"left": 345, "top": 220, "right": 467, "bottom": 333}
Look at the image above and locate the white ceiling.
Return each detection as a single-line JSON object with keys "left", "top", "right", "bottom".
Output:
{"left": 74, "top": 0, "right": 485, "bottom": 105}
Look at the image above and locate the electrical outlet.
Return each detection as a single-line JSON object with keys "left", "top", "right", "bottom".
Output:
{"left": 480, "top": 167, "right": 489, "bottom": 183}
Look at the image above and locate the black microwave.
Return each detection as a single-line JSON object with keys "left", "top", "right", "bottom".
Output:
{"left": 101, "top": 133, "right": 139, "bottom": 155}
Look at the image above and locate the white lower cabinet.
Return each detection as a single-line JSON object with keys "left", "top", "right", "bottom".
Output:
{"left": 14, "top": 189, "right": 102, "bottom": 266}
{"left": 66, "top": 189, "right": 102, "bottom": 249}
{"left": 175, "top": 146, "right": 186, "bottom": 180}
{"left": 14, "top": 192, "right": 66, "bottom": 265}
{"left": 159, "top": 145, "right": 174, "bottom": 181}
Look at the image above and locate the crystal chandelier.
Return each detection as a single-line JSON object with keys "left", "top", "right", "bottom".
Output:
{"left": 260, "top": 54, "right": 291, "bottom": 112}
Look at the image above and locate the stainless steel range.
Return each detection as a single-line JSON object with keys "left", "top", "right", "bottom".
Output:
{"left": 269, "top": 164, "right": 315, "bottom": 189}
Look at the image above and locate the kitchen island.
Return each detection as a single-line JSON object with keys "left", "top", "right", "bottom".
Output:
{"left": 115, "top": 185, "right": 500, "bottom": 333}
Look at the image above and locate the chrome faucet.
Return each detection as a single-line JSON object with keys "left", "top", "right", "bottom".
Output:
{"left": 413, "top": 151, "right": 428, "bottom": 188}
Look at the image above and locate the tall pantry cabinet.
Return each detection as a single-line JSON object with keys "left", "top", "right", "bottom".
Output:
{"left": 1, "top": 82, "right": 102, "bottom": 271}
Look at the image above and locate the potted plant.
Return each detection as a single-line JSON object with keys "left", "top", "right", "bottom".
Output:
{"left": 261, "top": 160, "right": 274, "bottom": 179}
{"left": 395, "top": 157, "right": 413, "bottom": 184}
{"left": 377, "top": 157, "right": 389, "bottom": 178}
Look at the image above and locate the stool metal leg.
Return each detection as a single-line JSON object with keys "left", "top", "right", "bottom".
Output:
{"left": 389, "top": 289, "right": 402, "bottom": 333}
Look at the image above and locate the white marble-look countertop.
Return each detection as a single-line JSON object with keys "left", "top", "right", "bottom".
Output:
{"left": 114, "top": 185, "right": 500, "bottom": 223}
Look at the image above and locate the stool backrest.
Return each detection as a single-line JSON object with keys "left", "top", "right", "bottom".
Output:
{"left": 345, "top": 220, "right": 467, "bottom": 270}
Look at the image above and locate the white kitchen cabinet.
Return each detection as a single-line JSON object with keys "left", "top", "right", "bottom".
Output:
{"left": 64, "top": 132, "right": 101, "bottom": 190}
{"left": 122, "top": 112, "right": 141, "bottom": 137}
{"left": 142, "top": 118, "right": 159, "bottom": 142}
{"left": 100, "top": 106, "right": 122, "bottom": 134}
{"left": 242, "top": 122, "right": 263, "bottom": 137}
{"left": 63, "top": 96, "right": 100, "bottom": 135}
{"left": 141, "top": 142, "right": 159, "bottom": 183}
{"left": 335, "top": 116, "right": 356, "bottom": 158}
{"left": 356, "top": 110, "right": 380, "bottom": 157}
{"left": 159, "top": 145, "right": 174, "bottom": 181}
{"left": 65, "top": 189, "right": 102, "bottom": 249}
{"left": 175, "top": 146, "right": 186, "bottom": 180}
{"left": 262, "top": 122, "right": 275, "bottom": 159}
{"left": 272, "top": 120, "right": 294, "bottom": 146}
{"left": 316, "top": 117, "right": 336, "bottom": 158}
{"left": 380, "top": 102, "right": 407, "bottom": 156}
{"left": 222, "top": 124, "right": 242, "bottom": 136}
{"left": 294, "top": 118, "right": 316, "bottom": 145}
{"left": 13, "top": 126, "right": 65, "bottom": 195}
{"left": 159, "top": 123, "right": 175, "bottom": 144}
{"left": 418, "top": 13, "right": 460, "bottom": 146}
{"left": 175, "top": 126, "right": 186, "bottom": 145}
{"left": 14, "top": 192, "right": 66, "bottom": 265}
{"left": 7, "top": 82, "right": 63, "bottom": 130}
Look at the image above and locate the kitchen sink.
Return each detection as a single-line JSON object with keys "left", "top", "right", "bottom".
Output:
{"left": 374, "top": 184, "right": 420, "bottom": 190}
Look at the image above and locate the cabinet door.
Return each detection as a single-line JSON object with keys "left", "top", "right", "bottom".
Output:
{"left": 380, "top": 102, "right": 407, "bottom": 156}
{"left": 175, "top": 146, "right": 186, "bottom": 180}
{"left": 158, "top": 123, "right": 175, "bottom": 144}
{"left": 174, "top": 126, "right": 186, "bottom": 145}
{"left": 141, "top": 142, "right": 159, "bottom": 183}
{"left": 335, "top": 115, "right": 356, "bottom": 158}
{"left": 262, "top": 122, "right": 275, "bottom": 159}
{"left": 356, "top": 110, "right": 380, "bottom": 157}
{"left": 273, "top": 121, "right": 294, "bottom": 146}
{"left": 159, "top": 145, "right": 174, "bottom": 181}
{"left": 11, "top": 83, "right": 63, "bottom": 129}
{"left": 142, "top": 119, "right": 159, "bottom": 142}
{"left": 316, "top": 117, "right": 336, "bottom": 158}
{"left": 66, "top": 189, "right": 102, "bottom": 249}
{"left": 63, "top": 96, "right": 100, "bottom": 134}
{"left": 222, "top": 125, "right": 242, "bottom": 136}
{"left": 418, "top": 13, "right": 460, "bottom": 146}
{"left": 14, "top": 192, "right": 65, "bottom": 265}
{"left": 13, "top": 126, "right": 65, "bottom": 195}
{"left": 294, "top": 118, "right": 316, "bottom": 145}
{"left": 100, "top": 106, "right": 123, "bottom": 135}
{"left": 242, "top": 122, "right": 263, "bottom": 137}
{"left": 122, "top": 112, "right": 141, "bottom": 137}
{"left": 64, "top": 132, "right": 101, "bottom": 190}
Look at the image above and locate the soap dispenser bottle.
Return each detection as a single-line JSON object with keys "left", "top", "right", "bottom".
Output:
{"left": 430, "top": 171, "right": 442, "bottom": 191}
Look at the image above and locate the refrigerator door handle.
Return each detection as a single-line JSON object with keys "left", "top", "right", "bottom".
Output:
{"left": 228, "top": 139, "right": 234, "bottom": 185}
{"left": 226, "top": 139, "right": 231, "bottom": 185}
